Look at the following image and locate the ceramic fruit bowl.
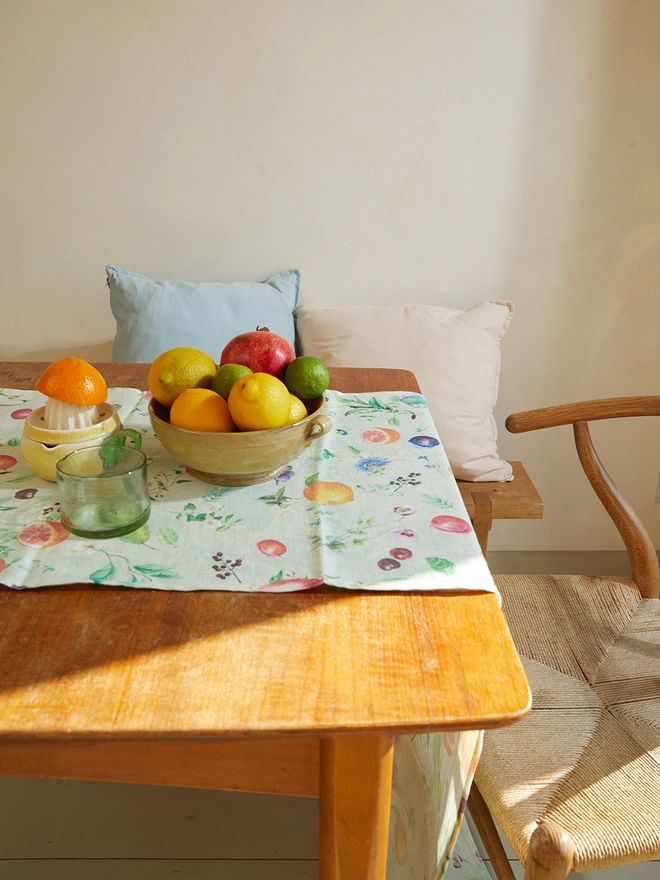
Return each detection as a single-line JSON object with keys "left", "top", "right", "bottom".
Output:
{"left": 149, "top": 396, "right": 332, "bottom": 486}
{"left": 20, "top": 404, "right": 122, "bottom": 482}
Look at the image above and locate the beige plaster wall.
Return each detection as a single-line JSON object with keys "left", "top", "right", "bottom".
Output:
{"left": 2, "top": 0, "right": 660, "bottom": 551}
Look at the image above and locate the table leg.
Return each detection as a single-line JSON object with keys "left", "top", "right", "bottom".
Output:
{"left": 319, "top": 735, "right": 394, "bottom": 880}
{"left": 471, "top": 491, "right": 493, "bottom": 555}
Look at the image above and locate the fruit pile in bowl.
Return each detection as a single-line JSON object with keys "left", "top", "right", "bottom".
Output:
{"left": 148, "top": 328, "right": 332, "bottom": 486}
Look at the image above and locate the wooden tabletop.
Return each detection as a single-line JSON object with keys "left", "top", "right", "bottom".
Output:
{"left": 0, "top": 363, "right": 531, "bottom": 741}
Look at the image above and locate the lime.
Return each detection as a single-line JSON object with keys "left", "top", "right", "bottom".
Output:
{"left": 284, "top": 356, "right": 330, "bottom": 401}
{"left": 212, "top": 363, "right": 253, "bottom": 400}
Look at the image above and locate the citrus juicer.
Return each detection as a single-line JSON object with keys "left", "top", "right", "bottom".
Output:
{"left": 20, "top": 358, "right": 124, "bottom": 482}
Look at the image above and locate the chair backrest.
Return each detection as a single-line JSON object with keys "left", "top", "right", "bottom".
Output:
{"left": 506, "top": 396, "right": 660, "bottom": 599}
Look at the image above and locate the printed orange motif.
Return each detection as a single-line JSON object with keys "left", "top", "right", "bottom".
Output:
{"left": 303, "top": 481, "right": 354, "bottom": 505}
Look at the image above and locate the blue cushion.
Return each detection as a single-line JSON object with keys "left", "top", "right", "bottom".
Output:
{"left": 108, "top": 266, "right": 300, "bottom": 363}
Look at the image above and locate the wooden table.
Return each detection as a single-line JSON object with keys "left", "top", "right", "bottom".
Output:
{"left": 0, "top": 363, "right": 531, "bottom": 880}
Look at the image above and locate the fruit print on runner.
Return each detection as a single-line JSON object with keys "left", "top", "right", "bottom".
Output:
{"left": 256, "top": 539, "right": 287, "bottom": 557}
{"left": 17, "top": 520, "right": 69, "bottom": 549}
{"left": 360, "top": 427, "right": 400, "bottom": 444}
{"left": 430, "top": 515, "right": 472, "bottom": 534}
{"left": 303, "top": 480, "right": 354, "bottom": 505}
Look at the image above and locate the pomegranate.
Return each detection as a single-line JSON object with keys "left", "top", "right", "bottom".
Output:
{"left": 220, "top": 327, "right": 295, "bottom": 381}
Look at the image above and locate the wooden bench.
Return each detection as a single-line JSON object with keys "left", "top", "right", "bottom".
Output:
{"left": 457, "top": 461, "right": 543, "bottom": 554}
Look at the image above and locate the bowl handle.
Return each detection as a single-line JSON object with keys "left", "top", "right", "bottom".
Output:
{"left": 305, "top": 414, "right": 332, "bottom": 446}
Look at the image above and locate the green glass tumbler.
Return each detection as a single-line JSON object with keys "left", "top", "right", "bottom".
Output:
{"left": 56, "top": 445, "right": 150, "bottom": 539}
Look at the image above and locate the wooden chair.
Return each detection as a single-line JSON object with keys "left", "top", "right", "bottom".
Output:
{"left": 467, "top": 396, "right": 660, "bottom": 879}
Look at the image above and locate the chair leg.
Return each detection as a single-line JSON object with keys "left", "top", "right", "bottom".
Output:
{"left": 466, "top": 783, "right": 517, "bottom": 880}
{"left": 471, "top": 492, "right": 493, "bottom": 555}
{"left": 524, "top": 821, "right": 575, "bottom": 880}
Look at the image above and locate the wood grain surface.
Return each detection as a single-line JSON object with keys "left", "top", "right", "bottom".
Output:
{"left": 0, "top": 362, "right": 530, "bottom": 739}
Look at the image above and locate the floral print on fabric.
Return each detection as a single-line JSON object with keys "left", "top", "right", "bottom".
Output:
{"left": 387, "top": 731, "right": 490, "bottom": 880}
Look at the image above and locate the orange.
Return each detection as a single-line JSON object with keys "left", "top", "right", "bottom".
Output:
{"left": 284, "top": 356, "right": 330, "bottom": 400}
{"left": 302, "top": 481, "right": 354, "bottom": 505}
{"left": 170, "top": 388, "right": 236, "bottom": 433}
{"left": 228, "top": 372, "right": 291, "bottom": 431}
{"left": 17, "top": 520, "right": 70, "bottom": 548}
{"left": 148, "top": 347, "right": 217, "bottom": 408}
{"left": 288, "top": 394, "right": 307, "bottom": 424}
{"left": 35, "top": 358, "right": 107, "bottom": 406}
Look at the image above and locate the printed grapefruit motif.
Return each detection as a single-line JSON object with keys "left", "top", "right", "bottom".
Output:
{"left": 360, "top": 427, "right": 400, "bottom": 444}
{"left": 303, "top": 481, "right": 354, "bottom": 505}
{"left": 256, "top": 539, "right": 287, "bottom": 557}
{"left": 259, "top": 578, "right": 324, "bottom": 592}
{"left": 17, "top": 521, "right": 70, "bottom": 549}
{"left": 0, "top": 455, "right": 18, "bottom": 471}
{"left": 430, "top": 515, "right": 472, "bottom": 534}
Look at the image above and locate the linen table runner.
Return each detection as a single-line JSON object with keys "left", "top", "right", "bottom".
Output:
{"left": 0, "top": 387, "right": 497, "bottom": 597}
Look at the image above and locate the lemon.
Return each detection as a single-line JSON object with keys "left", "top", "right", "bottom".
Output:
{"left": 228, "top": 373, "right": 291, "bottom": 431}
{"left": 148, "top": 348, "right": 217, "bottom": 408}
{"left": 284, "top": 356, "right": 330, "bottom": 401}
{"left": 212, "top": 363, "right": 253, "bottom": 400}
{"left": 170, "top": 388, "right": 236, "bottom": 433}
{"left": 288, "top": 394, "right": 308, "bottom": 424}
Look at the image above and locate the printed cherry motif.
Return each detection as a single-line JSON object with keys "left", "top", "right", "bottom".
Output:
{"left": 389, "top": 547, "right": 413, "bottom": 561}
{"left": 393, "top": 528, "right": 417, "bottom": 541}
{"left": 377, "top": 558, "right": 401, "bottom": 571}
{"left": 10, "top": 409, "right": 33, "bottom": 420}
{"left": 15, "top": 488, "right": 38, "bottom": 500}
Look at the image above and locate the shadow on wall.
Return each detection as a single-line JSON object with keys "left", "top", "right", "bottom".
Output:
{"left": 502, "top": 0, "right": 660, "bottom": 406}
{"left": 15, "top": 341, "right": 114, "bottom": 363}
{"left": 494, "top": 0, "right": 660, "bottom": 552}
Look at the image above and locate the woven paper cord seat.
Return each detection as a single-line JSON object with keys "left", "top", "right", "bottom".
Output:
{"left": 468, "top": 397, "right": 660, "bottom": 879}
